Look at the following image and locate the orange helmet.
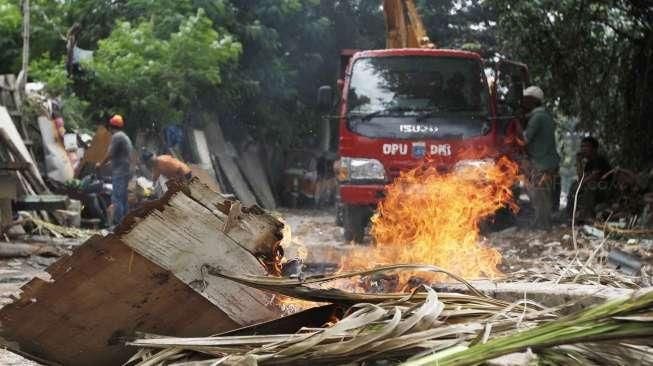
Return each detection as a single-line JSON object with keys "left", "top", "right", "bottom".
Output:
{"left": 109, "top": 114, "right": 124, "bottom": 128}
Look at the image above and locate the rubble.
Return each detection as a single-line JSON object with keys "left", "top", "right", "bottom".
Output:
{"left": 0, "top": 179, "right": 286, "bottom": 366}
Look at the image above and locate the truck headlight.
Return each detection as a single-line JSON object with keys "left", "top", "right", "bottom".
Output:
{"left": 337, "top": 157, "right": 386, "bottom": 182}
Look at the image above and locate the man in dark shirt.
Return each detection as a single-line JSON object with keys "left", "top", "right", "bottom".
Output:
{"left": 522, "top": 86, "right": 560, "bottom": 230}
{"left": 568, "top": 136, "right": 611, "bottom": 221}
{"left": 97, "top": 115, "right": 133, "bottom": 225}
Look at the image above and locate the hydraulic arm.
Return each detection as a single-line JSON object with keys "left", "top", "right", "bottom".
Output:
{"left": 383, "top": 0, "right": 435, "bottom": 49}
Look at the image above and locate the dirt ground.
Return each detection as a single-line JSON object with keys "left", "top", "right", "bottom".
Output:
{"left": 0, "top": 208, "right": 649, "bottom": 365}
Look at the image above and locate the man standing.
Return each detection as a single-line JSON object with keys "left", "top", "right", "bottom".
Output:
{"left": 522, "top": 86, "right": 560, "bottom": 230}
{"left": 97, "top": 115, "right": 133, "bottom": 225}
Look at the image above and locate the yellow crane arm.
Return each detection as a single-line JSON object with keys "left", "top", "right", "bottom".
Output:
{"left": 383, "top": 0, "right": 435, "bottom": 49}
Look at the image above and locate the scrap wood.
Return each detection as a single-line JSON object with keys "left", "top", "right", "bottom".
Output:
{"left": 186, "top": 180, "right": 285, "bottom": 273}
{"left": 0, "top": 126, "right": 47, "bottom": 193}
{"left": 0, "top": 241, "right": 63, "bottom": 257}
{"left": 204, "top": 123, "right": 257, "bottom": 206}
{"left": 115, "top": 178, "right": 285, "bottom": 324}
{"left": 0, "top": 177, "right": 287, "bottom": 366}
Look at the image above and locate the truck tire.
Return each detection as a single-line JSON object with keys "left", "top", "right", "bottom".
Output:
{"left": 343, "top": 205, "right": 366, "bottom": 243}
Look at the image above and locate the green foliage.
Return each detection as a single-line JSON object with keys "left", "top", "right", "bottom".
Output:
{"left": 0, "top": 0, "right": 21, "bottom": 73}
{"left": 29, "top": 54, "right": 70, "bottom": 96}
{"left": 85, "top": 9, "right": 241, "bottom": 131}
{"left": 487, "top": 0, "right": 653, "bottom": 166}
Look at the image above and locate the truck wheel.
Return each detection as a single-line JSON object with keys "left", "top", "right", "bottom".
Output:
{"left": 343, "top": 205, "right": 366, "bottom": 243}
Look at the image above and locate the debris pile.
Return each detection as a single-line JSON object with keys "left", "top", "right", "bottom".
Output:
{"left": 0, "top": 179, "right": 286, "bottom": 366}
{"left": 126, "top": 266, "right": 653, "bottom": 366}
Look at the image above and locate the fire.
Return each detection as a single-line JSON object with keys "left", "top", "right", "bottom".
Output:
{"left": 341, "top": 157, "right": 520, "bottom": 284}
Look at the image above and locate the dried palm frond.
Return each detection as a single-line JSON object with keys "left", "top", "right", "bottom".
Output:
{"left": 504, "top": 264, "right": 641, "bottom": 289}
{"left": 28, "top": 217, "right": 98, "bottom": 239}
{"left": 128, "top": 287, "right": 496, "bottom": 365}
{"left": 202, "top": 264, "right": 546, "bottom": 314}
{"left": 129, "top": 265, "right": 653, "bottom": 366}
{"left": 404, "top": 289, "right": 653, "bottom": 366}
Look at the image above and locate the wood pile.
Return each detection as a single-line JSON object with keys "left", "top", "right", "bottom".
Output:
{"left": 198, "top": 123, "right": 277, "bottom": 209}
{"left": 0, "top": 178, "right": 287, "bottom": 366}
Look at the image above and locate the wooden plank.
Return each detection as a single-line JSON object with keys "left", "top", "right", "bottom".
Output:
{"left": 190, "top": 129, "right": 218, "bottom": 187}
{"left": 0, "top": 161, "right": 31, "bottom": 171}
{"left": 186, "top": 180, "right": 284, "bottom": 266}
{"left": 78, "top": 124, "right": 111, "bottom": 168}
{"left": 237, "top": 143, "right": 277, "bottom": 209}
{"left": 121, "top": 189, "right": 279, "bottom": 325}
{"left": 0, "top": 129, "right": 47, "bottom": 194}
{"left": 0, "top": 234, "right": 241, "bottom": 366}
{"left": 189, "top": 164, "right": 221, "bottom": 193}
{"left": 0, "top": 180, "right": 286, "bottom": 366}
{"left": 13, "top": 195, "right": 69, "bottom": 211}
{"left": 204, "top": 123, "right": 257, "bottom": 206}
{"left": 0, "top": 107, "right": 45, "bottom": 190}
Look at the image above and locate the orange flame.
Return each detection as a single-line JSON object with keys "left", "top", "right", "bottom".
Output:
{"left": 341, "top": 157, "right": 520, "bottom": 285}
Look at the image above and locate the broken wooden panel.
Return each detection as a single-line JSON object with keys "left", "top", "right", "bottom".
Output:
{"left": 189, "top": 164, "right": 221, "bottom": 193}
{"left": 186, "top": 180, "right": 285, "bottom": 271}
{"left": 0, "top": 179, "right": 286, "bottom": 366}
{"left": 0, "top": 234, "right": 240, "bottom": 366}
{"left": 120, "top": 189, "right": 280, "bottom": 325}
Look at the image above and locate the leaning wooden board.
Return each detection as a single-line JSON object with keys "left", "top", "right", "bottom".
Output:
{"left": 0, "top": 179, "right": 285, "bottom": 366}
{"left": 204, "top": 123, "right": 258, "bottom": 206}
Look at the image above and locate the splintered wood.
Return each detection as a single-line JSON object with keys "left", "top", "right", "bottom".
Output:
{"left": 0, "top": 178, "right": 286, "bottom": 366}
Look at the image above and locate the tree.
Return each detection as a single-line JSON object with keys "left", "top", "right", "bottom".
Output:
{"left": 84, "top": 9, "right": 241, "bottom": 132}
{"left": 487, "top": 0, "right": 653, "bottom": 166}
{"left": 0, "top": 0, "right": 21, "bottom": 73}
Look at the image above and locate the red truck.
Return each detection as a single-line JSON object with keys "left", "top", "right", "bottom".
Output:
{"left": 317, "top": 2, "right": 528, "bottom": 242}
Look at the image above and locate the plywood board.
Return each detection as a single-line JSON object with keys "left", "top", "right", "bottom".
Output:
{"left": 0, "top": 107, "right": 44, "bottom": 188}
{"left": 80, "top": 124, "right": 111, "bottom": 165}
{"left": 121, "top": 190, "right": 279, "bottom": 325}
{"left": 0, "top": 234, "right": 240, "bottom": 366}
{"left": 238, "top": 143, "right": 277, "bottom": 209}
{"left": 191, "top": 129, "right": 217, "bottom": 184}
{"left": 204, "top": 123, "right": 257, "bottom": 206}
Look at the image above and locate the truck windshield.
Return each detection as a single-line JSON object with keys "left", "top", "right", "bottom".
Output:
{"left": 347, "top": 56, "right": 488, "bottom": 116}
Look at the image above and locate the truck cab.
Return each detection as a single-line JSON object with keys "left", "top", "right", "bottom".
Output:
{"left": 322, "top": 48, "right": 527, "bottom": 242}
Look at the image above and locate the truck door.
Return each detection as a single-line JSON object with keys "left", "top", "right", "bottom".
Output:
{"left": 491, "top": 60, "right": 529, "bottom": 157}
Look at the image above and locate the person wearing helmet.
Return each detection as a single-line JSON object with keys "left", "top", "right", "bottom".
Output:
{"left": 141, "top": 149, "right": 192, "bottom": 182}
{"left": 522, "top": 86, "right": 560, "bottom": 230}
{"left": 97, "top": 114, "right": 133, "bottom": 225}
